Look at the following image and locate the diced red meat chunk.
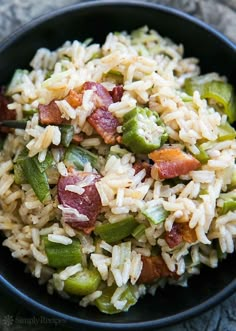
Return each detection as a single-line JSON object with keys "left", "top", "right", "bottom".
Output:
{"left": 133, "top": 161, "right": 152, "bottom": 181}
{"left": 65, "top": 89, "right": 82, "bottom": 108}
{"left": 82, "top": 81, "right": 113, "bottom": 109}
{"left": 57, "top": 172, "right": 102, "bottom": 231}
{"left": 149, "top": 148, "right": 200, "bottom": 179}
{"left": 138, "top": 255, "right": 177, "bottom": 284}
{"left": 39, "top": 100, "right": 64, "bottom": 125}
{"left": 165, "top": 222, "right": 197, "bottom": 248}
{"left": 110, "top": 85, "right": 124, "bottom": 103}
{"left": 0, "top": 90, "right": 15, "bottom": 133}
{"left": 87, "top": 107, "right": 119, "bottom": 144}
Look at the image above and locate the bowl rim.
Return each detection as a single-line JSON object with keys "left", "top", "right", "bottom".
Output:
{"left": 0, "top": 0, "right": 236, "bottom": 329}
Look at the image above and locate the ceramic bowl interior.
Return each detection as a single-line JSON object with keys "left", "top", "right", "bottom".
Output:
{"left": 0, "top": 1, "right": 236, "bottom": 330}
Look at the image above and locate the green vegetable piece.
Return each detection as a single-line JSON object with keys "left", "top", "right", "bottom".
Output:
{"left": 122, "top": 107, "right": 168, "bottom": 154}
{"left": 95, "top": 285, "right": 137, "bottom": 314}
{"left": 107, "top": 69, "right": 123, "bottom": 77}
{"left": 193, "top": 145, "right": 209, "bottom": 164}
{"left": 43, "top": 237, "right": 82, "bottom": 268}
{"left": 220, "top": 190, "right": 236, "bottom": 201}
{"left": 184, "top": 77, "right": 236, "bottom": 123}
{"left": 22, "top": 157, "right": 51, "bottom": 202}
{"left": 0, "top": 120, "right": 27, "bottom": 129}
{"left": 132, "top": 223, "right": 146, "bottom": 240}
{"left": 94, "top": 216, "right": 137, "bottom": 244}
{"left": 230, "top": 169, "right": 236, "bottom": 188}
{"left": 142, "top": 205, "right": 169, "bottom": 225}
{"left": 215, "top": 240, "right": 227, "bottom": 261}
{"left": 33, "top": 152, "right": 54, "bottom": 173}
{"left": 59, "top": 125, "right": 74, "bottom": 148}
{"left": 23, "top": 108, "right": 38, "bottom": 119}
{"left": 6, "top": 69, "right": 29, "bottom": 95}
{"left": 221, "top": 200, "right": 236, "bottom": 215}
{"left": 14, "top": 163, "right": 27, "bottom": 184}
{"left": 64, "top": 144, "right": 100, "bottom": 171}
{"left": 217, "top": 122, "right": 236, "bottom": 141}
{"left": 64, "top": 268, "right": 101, "bottom": 296}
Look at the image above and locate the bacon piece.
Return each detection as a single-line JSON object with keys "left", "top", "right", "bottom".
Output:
{"left": 110, "top": 85, "right": 124, "bottom": 103}
{"left": 72, "top": 133, "right": 84, "bottom": 144}
{"left": 39, "top": 100, "right": 64, "bottom": 125}
{"left": 0, "top": 90, "right": 15, "bottom": 133}
{"left": 82, "top": 82, "right": 113, "bottom": 109}
{"left": 65, "top": 89, "right": 82, "bottom": 108}
{"left": 87, "top": 107, "right": 119, "bottom": 144}
{"left": 138, "top": 255, "right": 177, "bottom": 284}
{"left": 57, "top": 172, "right": 102, "bottom": 231}
{"left": 133, "top": 161, "right": 152, "bottom": 181}
{"left": 165, "top": 222, "right": 197, "bottom": 249}
{"left": 149, "top": 148, "right": 200, "bottom": 179}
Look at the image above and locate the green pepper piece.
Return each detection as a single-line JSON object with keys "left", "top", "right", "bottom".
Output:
{"left": 94, "top": 216, "right": 137, "bottom": 244}
{"left": 59, "top": 125, "right": 74, "bottom": 148}
{"left": 43, "top": 237, "right": 82, "bottom": 268}
{"left": 132, "top": 223, "right": 146, "bottom": 240}
{"left": 64, "top": 267, "right": 101, "bottom": 296}
{"left": 14, "top": 163, "right": 27, "bottom": 184}
{"left": 33, "top": 152, "right": 54, "bottom": 173}
{"left": 64, "top": 144, "right": 101, "bottom": 171}
{"left": 221, "top": 200, "right": 236, "bottom": 215}
{"left": 142, "top": 205, "right": 169, "bottom": 225}
{"left": 122, "top": 107, "right": 168, "bottom": 154}
{"left": 217, "top": 122, "right": 236, "bottom": 141}
{"left": 95, "top": 284, "right": 137, "bottom": 314}
{"left": 22, "top": 157, "right": 51, "bottom": 202}
{"left": 192, "top": 145, "right": 209, "bottom": 164}
{"left": 184, "top": 77, "right": 236, "bottom": 123}
{"left": 23, "top": 108, "right": 38, "bottom": 119}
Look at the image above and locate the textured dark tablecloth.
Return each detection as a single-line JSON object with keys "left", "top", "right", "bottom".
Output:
{"left": 0, "top": 1, "right": 236, "bottom": 330}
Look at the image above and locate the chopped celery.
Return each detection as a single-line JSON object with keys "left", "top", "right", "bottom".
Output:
{"left": 64, "top": 267, "right": 101, "bottom": 296}
{"left": 192, "top": 145, "right": 209, "bottom": 164}
{"left": 107, "top": 69, "right": 123, "bottom": 77}
{"left": 132, "top": 223, "right": 146, "bottom": 240}
{"left": 221, "top": 200, "right": 236, "bottom": 215}
{"left": 59, "top": 125, "right": 74, "bottom": 148}
{"left": 6, "top": 69, "right": 28, "bottom": 95}
{"left": 122, "top": 107, "right": 168, "bottom": 154}
{"left": 184, "top": 77, "right": 236, "bottom": 123}
{"left": 64, "top": 144, "right": 101, "bottom": 171}
{"left": 43, "top": 237, "right": 82, "bottom": 268}
{"left": 217, "top": 122, "right": 236, "bottom": 141}
{"left": 94, "top": 216, "right": 137, "bottom": 244}
{"left": 142, "top": 205, "right": 169, "bottom": 225}
{"left": 95, "top": 284, "right": 137, "bottom": 314}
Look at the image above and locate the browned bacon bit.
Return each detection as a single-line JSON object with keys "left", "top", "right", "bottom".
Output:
{"left": 82, "top": 81, "right": 113, "bottom": 109}
{"left": 133, "top": 162, "right": 152, "bottom": 181}
{"left": 149, "top": 147, "right": 200, "bottom": 179}
{"left": 87, "top": 107, "right": 119, "bottom": 144}
{"left": 116, "top": 135, "right": 122, "bottom": 144}
{"left": 65, "top": 89, "right": 82, "bottom": 108}
{"left": 138, "top": 255, "right": 178, "bottom": 284}
{"left": 165, "top": 222, "right": 197, "bottom": 249}
{"left": 57, "top": 172, "right": 102, "bottom": 232}
{"left": 72, "top": 133, "right": 84, "bottom": 144}
{"left": 39, "top": 100, "right": 64, "bottom": 125}
{"left": 110, "top": 85, "right": 124, "bottom": 103}
{"left": 0, "top": 91, "right": 15, "bottom": 133}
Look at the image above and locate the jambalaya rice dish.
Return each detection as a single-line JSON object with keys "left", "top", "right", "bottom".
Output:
{"left": 0, "top": 26, "right": 236, "bottom": 314}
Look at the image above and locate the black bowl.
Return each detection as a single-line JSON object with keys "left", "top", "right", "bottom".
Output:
{"left": 0, "top": 1, "right": 236, "bottom": 330}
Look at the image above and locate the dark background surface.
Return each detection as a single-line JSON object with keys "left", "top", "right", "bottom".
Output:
{"left": 0, "top": 1, "right": 236, "bottom": 330}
